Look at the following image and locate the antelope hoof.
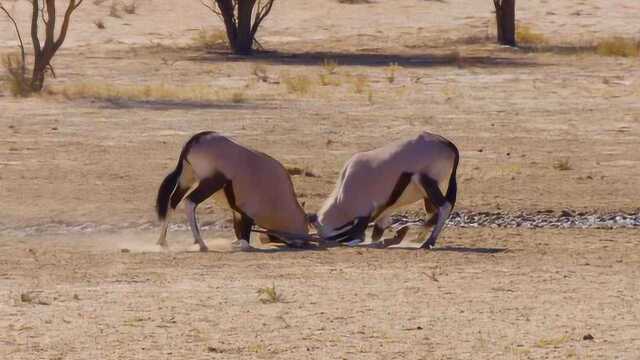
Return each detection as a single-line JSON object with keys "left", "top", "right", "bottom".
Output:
{"left": 369, "top": 241, "right": 385, "bottom": 249}
{"left": 199, "top": 245, "right": 209, "bottom": 252}
{"left": 232, "top": 239, "right": 252, "bottom": 251}
{"left": 344, "top": 238, "right": 363, "bottom": 247}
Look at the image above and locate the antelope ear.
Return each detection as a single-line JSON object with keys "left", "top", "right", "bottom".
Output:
{"left": 306, "top": 213, "right": 318, "bottom": 224}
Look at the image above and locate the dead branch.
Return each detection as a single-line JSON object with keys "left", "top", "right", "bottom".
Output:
{"left": 0, "top": 2, "right": 27, "bottom": 74}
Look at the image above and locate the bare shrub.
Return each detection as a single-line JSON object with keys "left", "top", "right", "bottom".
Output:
{"left": 202, "top": 0, "right": 275, "bottom": 55}
{"left": 0, "top": 0, "right": 84, "bottom": 94}
{"left": 493, "top": 0, "right": 516, "bottom": 46}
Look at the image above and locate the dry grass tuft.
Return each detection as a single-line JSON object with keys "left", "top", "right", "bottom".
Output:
{"left": 322, "top": 59, "right": 338, "bottom": 74}
{"left": 319, "top": 73, "right": 341, "bottom": 86}
{"left": 596, "top": 37, "right": 639, "bottom": 57}
{"left": 385, "top": 62, "right": 401, "bottom": 84}
{"left": 517, "top": 24, "right": 547, "bottom": 45}
{"left": 256, "top": 284, "right": 283, "bottom": 304}
{"left": 252, "top": 64, "right": 269, "bottom": 82}
{"left": 192, "top": 29, "right": 228, "bottom": 49}
{"left": 122, "top": 1, "right": 137, "bottom": 14}
{"left": 337, "top": 0, "right": 371, "bottom": 4}
{"left": 350, "top": 74, "right": 369, "bottom": 94}
{"left": 109, "top": 1, "right": 122, "bottom": 18}
{"left": 48, "top": 82, "right": 246, "bottom": 104}
{"left": 282, "top": 73, "right": 313, "bottom": 95}
{"left": 286, "top": 165, "right": 318, "bottom": 178}
{"left": 553, "top": 158, "right": 572, "bottom": 171}
{"left": 2, "top": 53, "right": 32, "bottom": 97}
{"left": 535, "top": 335, "right": 570, "bottom": 348}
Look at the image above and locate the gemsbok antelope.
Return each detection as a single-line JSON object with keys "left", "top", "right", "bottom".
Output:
{"left": 155, "top": 131, "right": 310, "bottom": 251}
{"left": 312, "top": 132, "right": 459, "bottom": 249}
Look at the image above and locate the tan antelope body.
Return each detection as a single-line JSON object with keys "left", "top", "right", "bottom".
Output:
{"left": 314, "top": 132, "right": 459, "bottom": 249}
{"left": 156, "top": 132, "right": 309, "bottom": 251}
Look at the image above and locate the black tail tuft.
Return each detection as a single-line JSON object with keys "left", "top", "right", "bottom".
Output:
{"left": 155, "top": 131, "right": 213, "bottom": 220}
{"left": 156, "top": 165, "right": 181, "bottom": 220}
{"left": 445, "top": 141, "right": 459, "bottom": 211}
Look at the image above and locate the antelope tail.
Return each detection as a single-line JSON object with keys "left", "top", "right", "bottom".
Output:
{"left": 155, "top": 161, "right": 182, "bottom": 220}
{"left": 445, "top": 143, "right": 459, "bottom": 210}
{"left": 155, "top": 131, "right": 213, "bottom": 220}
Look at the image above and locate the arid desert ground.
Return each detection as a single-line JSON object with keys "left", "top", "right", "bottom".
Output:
{"left": 1, "top": 0, "right": 639, "bottom": 358}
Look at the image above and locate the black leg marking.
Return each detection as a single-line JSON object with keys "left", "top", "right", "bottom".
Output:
{"left": 424, "top": 199, "right": 438, "bottom": 227}
{"left": 233, "top": 213, "right": 254, "bottom": 241}
{"left": 169, "top": 186, "right": 190, "bottom": 209}
{"left": 186, "top": 172, "right": 229, "bottom": 204}
{"left": 372, "top": 172, "right": 413, "bottom": 220}
{"left": 419, "top": 174, "right": 446, "bottom": 208}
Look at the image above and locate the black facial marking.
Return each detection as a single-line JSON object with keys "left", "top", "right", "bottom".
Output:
{"left": 326, "top": 216, "right": 370, "bottom": 243}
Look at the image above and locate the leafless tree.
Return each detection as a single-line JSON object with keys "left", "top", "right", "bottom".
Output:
{"left": 202, "top": 0, "right": 275, "bottom": 55}
{"left": 493, "top": 0, "right": 516, "bottom": 46}
{"left": 0, "top": 0, "right": 84, "bottom": 94}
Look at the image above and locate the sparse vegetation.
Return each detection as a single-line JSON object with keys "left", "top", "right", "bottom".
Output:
{"left": 322, "top": 59, "right": 338, "bottom": 74}
{"left": 256, "top": 284, "right": 283, "bottom": 304}
{"left": 192, "top": 29, "right": 228, "bottom": 49}
{"left": 252, "top": 64, "right": 269, "bottom": 82}
{"left": 553, "top": 159, "right": 572, "bottom": 171}
{"left": 596, "top": 37, "right": 639, "bottom": 58}
{"left": 231, "top": 91, "right": 246, "bottom": 103}
{"left": 517, "top": 24, "right": 547, "bottom": 45}
{"left": 535, "top": 335, "right": 570, "bottom": 348}
{"left": 123, "top": 1, "right": 136, "bottom": 14}
{"left": 109, "top": 1, "right": 122, "bottom": 18}
{"left": 385, "top": 62, "right": 401, "bottom": 84}
{"left": 282, "top": 73, "right": 313, "bottom": 95}
{"left": 337, "top": 0, "right": 371, "bottom": 4}
{"left": 47, "top": 82, "right": 245, "bottom": 104}
{"left": 2, "top": 53, "right": 31, "bottom": 97}
{"left": 351, "top": 74, "right": 369, "bottom": 94}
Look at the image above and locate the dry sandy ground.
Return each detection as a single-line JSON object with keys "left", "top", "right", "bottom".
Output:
{"left": 1, "top": 229, "right": 639, "bottom": 359}
{"left": 1, "top": 0, "right": 639, "bottom": 358}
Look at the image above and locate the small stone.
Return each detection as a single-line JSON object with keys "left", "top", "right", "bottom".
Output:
{"left": 120, "top": 248, "right": 131, "bottom": 253}
{"left": 583, "top": 334, "right": 594, "bottom": 341}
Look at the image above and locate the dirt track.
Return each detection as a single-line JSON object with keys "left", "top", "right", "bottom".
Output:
{"left": 1, "top": 0, "right": 639, "bottom": 358}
